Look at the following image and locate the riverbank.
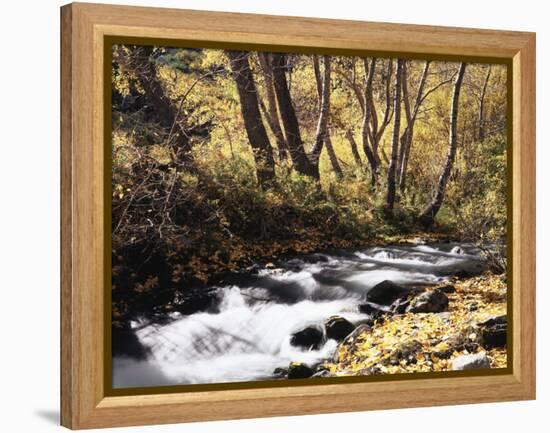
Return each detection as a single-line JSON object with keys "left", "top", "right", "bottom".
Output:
{"left": 112, "top": 231, "right": 470, "bottom": 326}
{"left": 113, "top": 241, "right": 507, "bottom": 387}
{"left": 317, "top": 272, "right": 507, "bottom": 377}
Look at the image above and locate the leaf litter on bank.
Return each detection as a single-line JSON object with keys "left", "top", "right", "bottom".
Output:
{"left": 326, "top": 273, "right": 507, "bottom": 376}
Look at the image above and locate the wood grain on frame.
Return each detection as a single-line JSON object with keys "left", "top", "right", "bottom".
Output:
{"left": 60, "top": 2, "right": 535, "bottom": 429}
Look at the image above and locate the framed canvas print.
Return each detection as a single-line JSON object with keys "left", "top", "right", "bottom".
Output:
{"left": 60, "top": 2, "right": 536, "bottom": 429}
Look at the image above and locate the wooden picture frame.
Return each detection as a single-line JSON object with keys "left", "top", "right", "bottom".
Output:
{"left": 61, "top": 2, "right": 536, "bottom": 429}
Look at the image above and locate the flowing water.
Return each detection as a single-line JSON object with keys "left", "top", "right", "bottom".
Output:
{"left": 113, "top": 242, "right": 486, "bottom": 388}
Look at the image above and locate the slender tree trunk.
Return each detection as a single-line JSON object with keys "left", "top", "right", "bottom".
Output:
{"left": 371, "top": 59, "right": 394, "bottom": 168}
{"left": 227, "top": 51, "right": 275, "bottom": 187}
{"left": 325, "top": 134, "right": 343, "bottom": 178}
{"left": 398, "top": 60, "right": 430, "bottom": 191}
{"left": 311, "top": 56, "right": 341, "bottom": 177}
{"left": 125, "top": 46, "right": 194, "bottom": 167}
{"left": 361, "top": 58, "right": 378, "bottom": 184}
{"left": 271, "top": 53, "right": 317, "bottom": 178}
{"left": 399, "top": 124, "right": 414, "bottom": 189}
{"left": 397, "top": 61, "right": 412, "bottom": 180}
{"left": 420, "top": 62, "right": 467, "bottom": 227}
{"left": 478, "top": 65, "right": 491, "bottom": 141}
{"left": 310, "top": 55, "right": 331, "bottom": 163}
{"left": 312, "top": 55, "right": 323, "bottom": 111}
{"left": 345, "top": 129, "right": 363, "bottom": 167}
{"left": 385, "top": 59, "right": 404, "bottom": 214}
{"left": 258, "top": 53, "right": 288, "bottom": 159}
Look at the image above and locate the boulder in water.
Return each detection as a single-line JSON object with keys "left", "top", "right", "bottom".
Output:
{"left": 112, "top": 325, "right": 150, "bottom": 360}
{"left": 273, "top": 367, "right": 288, "bottom": 379}
{"left": 366, "top": 280, "right": 411, "bottom": 305}
{"left": 452, "top": 352, "right": 490, "bottom": 370}
{"left": 173, "top": 288, "right": 219, "bottom": 315}
{"left": 479, "top": 315, "right": 507, "bottom": 348}
{"left": 325, "top": 316, "right": 356, "bottom": 341}
{"left": 451, "top": 246, "right": 465, "bottom": 255}
{"left": 312, "top": 369, "right": 332, "bottom": 378}
{"left": 390, "top": 296, "right": 412, "bottom": 314}
{"left": 359, "top": 302, "right": 391, "bottom": 318}
{"left": 288, "top": 362, "right": 314, "bottom": 379}
{"left": 454, "top": 269, "right": 481, "bottom": 279}
{"left": 290, "top": 326, "right": 324, "bottom": 350}
{"left": 406, "top": 289, "right": 449, "bottom": 313}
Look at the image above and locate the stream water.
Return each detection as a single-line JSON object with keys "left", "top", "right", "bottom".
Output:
{"left": 112, "top": 242, "right": 486, "bottom": 388}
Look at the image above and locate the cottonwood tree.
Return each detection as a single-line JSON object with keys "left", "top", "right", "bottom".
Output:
{"left": 226, "top": 50, "right": 276, "bottom": 187}
{"left": 121, "top": 45, "right": 195, "bottom": 167}
{"left": 397, "top": 61, "right": 458, "bottom": 191}
{"left": 270, "top": 53, "right": 332, "bottom": 180}
{"left": 477, "top": 65, "right": 492, "bottom": 141}
{"left": 257, "top": 52, "right": 288, "bottom": 160}
{"left": 420, "top": 62, "right": 467, "bottom": 227}
{"left": 363, "top": 58, "right": 395, "bottom": 184}
{"left": 313, "top": 55, "right": 343, "bottom": 178}
{"left": 385, "top": 59, "right": 404, "bottom": 214}
{"left": 397, "top": 60, "right": 430, "bottom": 191}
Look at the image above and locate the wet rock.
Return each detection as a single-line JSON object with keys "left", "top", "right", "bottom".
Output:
{"left": 306, "top": 253, "right": 331, "bottom": 263}
{"left": 438, "top": 284, "right": 456, "bottom": 294}
{"left": 173, "top": 288, "right": 219, "bottom": 315}
{"left": 311, "top": 369, "right": 332, "bottom": 378}
{"left": 454, "top": 269, "right": 480, "bottom": 279}
{"left": 451, "top": 246, "right": 465, "bottom": 255}
{"left": 391, "top": 296, "right": 412, "bottom": 314}
{"left": 273, "top": 367, "right": 288, "bottom": 379}
{"left": 359, "top": 302, "right": 391, "bottom": 318}
{"left": 343, "top": 324, "right": 371, "bottom": 344}
{"left": 290, "top": 326, "right": 324, "bottom": 350}
{"left": 479, "top": 315, "right": 507, "bottom": 348}
{"left": 287, "top": 362, "right": 314, "bottom": 379}
{"left": 325, "top": 316, "right": 356, "bottom": 341}
{"left": 366, "top": 280, "right": 411, "bottom": 305}
{"left": 112, "top": 325, "right": 150, "bottom": 360}
{"left": 406, "top": 289, "right": 449, "bottom": 313}
{"left": 452, "top": 352, "right": 490, "bottom": 370}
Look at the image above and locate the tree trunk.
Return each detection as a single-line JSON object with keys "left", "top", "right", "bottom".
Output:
{"left": 311, "top": 56, "right": 341, "bottom": 177}
{"left": 227, "top": 51, "right": 276, "bottom": 187}
{"left": 385, "top": 59, "right": 404, "bottom": 214}
{"left": 271, "top": 53, "right": 317, "bottom": 178}
{"left": 398, "top": 60, "right": 430, "bottom": 191}
{"left": 345, "top": 129, "right": 363, "bottom": 167}
{"left": 361, "top": 58, "right": 378, "bottom": 184}
{"left": 370, "top": 59, "right": 394, "bottom": 168}
{"left": 125, "top": 46, "right": 194, "bottom": 167}
{"left": 478, "top": 65, "right": 491, "bottom": 141}
{"left": 420, "top": 62, "right": 467, "bottom": 227}
{"left": 310, "top": 55, "right": 331, "bottom": 165}
{"left": 325, "top": 133, "right": 343, "bottom": 178}
{"left": 258, "top": 53, "right": 288, "bottom": 160}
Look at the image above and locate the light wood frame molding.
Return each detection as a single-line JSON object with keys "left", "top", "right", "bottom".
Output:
{"left": 61, "top": 2, "right": 536, "bottom": 429}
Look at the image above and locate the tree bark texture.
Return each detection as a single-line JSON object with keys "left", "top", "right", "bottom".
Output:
{"left": 420, "top": 62, "right": 467, "bottom": 227}
{"left": 385, "top": 59, "right": 404, "bottom": 214}
{"left": 227, "top": 50, "right": 276, "bottom": 187}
